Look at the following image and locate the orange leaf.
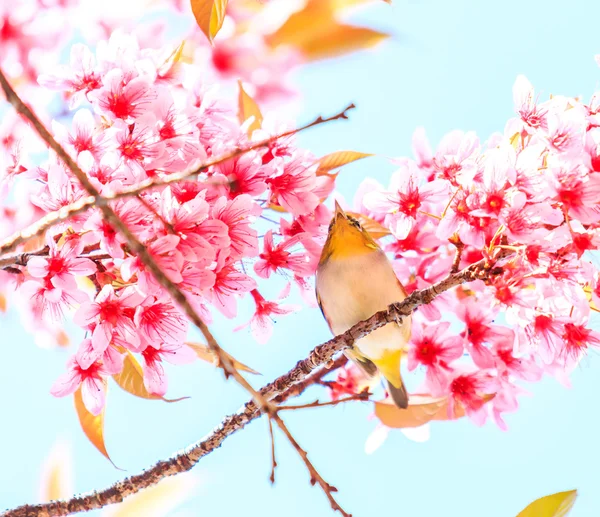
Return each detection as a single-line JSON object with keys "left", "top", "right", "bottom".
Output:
{"left": 0, "top": 293, "right": 6, "bottom": 312}
{"left": 38, "top": 440, "right": 73, "bottom": 502}
{"left": 300, "top": 25, "right": 388, "bottom": 61}
{"left": 316, "top": 151, "right": 373, "bottom": 176}
{"left": 74, "top": 386, "right": 117, "bottom": 467}
{"left": 267, "top": 0, "right": 388, "bottom": 61}
{"left": 238, "top": 80, "right": 263, "bottom": 136}
{"left": 345, "top": 211, "right": 391, "bottom": 239}
{"left": 113, "top": 351, "right": 189, "bottom": 403}
{"left": 374, "top": 395, "right": 466, "bottom": 428}
{"left": 190, "top": 0, "right": 228, "bottom": 43}
{"left": 186, "top": 342, "right": 260, "bottom": 375}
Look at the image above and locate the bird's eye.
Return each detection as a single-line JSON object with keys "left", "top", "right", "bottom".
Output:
{"left": 347, "top": 216, "right": 362, "bottom": 229}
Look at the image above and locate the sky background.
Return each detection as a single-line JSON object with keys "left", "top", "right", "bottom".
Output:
{"left": 2, "top": 0, "right": 600, "bottom": 516}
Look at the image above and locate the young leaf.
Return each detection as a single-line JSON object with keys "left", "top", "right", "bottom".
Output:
{"left": 374, "top": 395, "right": 471, "bottom": 428}
{"left": 186, "top": 342, "right": 260, "bottom": 375}
{"left": 266, "top": 0, "right": 389, "bottom": 61}
{"left": 112, "top": 351, "right": 189, "bottom": 403}
{"left": 345, "top": 212, "right": 390, "bottom": 239}
{"left": 74, "top": 386, "right": 118, "bottom": 467}
{"left": 316, "top": 151, "right": 373, "bottom": 175}
{"left": 516, "top": 490, "right": 578, "bottom": 517}
{"left": 190, "top": 0, "right": 228, "bottom": 43}
{"left": 238, "top": 80, "right": 263, "bottom": 136}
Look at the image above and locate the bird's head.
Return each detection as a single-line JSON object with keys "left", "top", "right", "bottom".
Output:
{"left": 319, "top": 201, "right": 380, "bottom": 265}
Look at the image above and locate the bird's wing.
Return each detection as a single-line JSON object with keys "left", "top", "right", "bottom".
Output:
{"left": 344, "top": 348, "right": 378, "bottom": 377}
{"left": 315, "top": 290, "right": 333, "bottom": 332}
{"left": 316, "top": 290, "right": 378, "bottom": 377}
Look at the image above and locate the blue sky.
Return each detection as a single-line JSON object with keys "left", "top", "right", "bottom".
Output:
{"left": 2, "top": 0, "right": 600, "bottom": 516}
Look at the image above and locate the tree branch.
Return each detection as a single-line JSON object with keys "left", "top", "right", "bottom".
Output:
{"left": 0, "top": 101, "right": 355, "bottom": 258}
{"left": 0, "top": 68, "right": 359, "bottom": 516}
{"left": 0, "top": 66, "right": 272, "bottom": 408}
{"left": 1, "top": 254, "right": 509, "bottom": 517}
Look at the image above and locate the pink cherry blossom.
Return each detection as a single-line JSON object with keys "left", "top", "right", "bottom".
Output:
{"left": 254, "top": 230, "right": 314, "bottom": 279}
{"left": 266, "top": 155, "right": 319, "bottom": 215}
{"left": 141, "top": 342, "right": 196, "bottom": 396}
{"left": 235, "top": 286, "right": 299, "bottom": 344}
{"left": 363, "top": 161, "right": 449, "bottom": 239}
{"left": 28, "top": 237, "right": 96, "bottom": 291}
{"left": 447, "top": 370, "right": 497, "bottom": 425}
{"left": 74, "top": 285, "right": 142, "bottom": 358}
{"left": 50, "top": 353, "right": 109, "bottom": 415}
{"left": 407, "top": 320, "right": 463, "bottom": 396}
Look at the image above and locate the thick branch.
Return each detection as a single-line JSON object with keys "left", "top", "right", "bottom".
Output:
{"left": 1, "top": 255, "right": 507, "bottom": 517}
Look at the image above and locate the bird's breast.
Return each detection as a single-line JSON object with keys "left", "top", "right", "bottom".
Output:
{"left": 316, "top": 250, "right": 411, "bottom": 359}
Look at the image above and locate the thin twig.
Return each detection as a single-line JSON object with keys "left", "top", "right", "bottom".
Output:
{"left": 278, "top": 390, "right": 370, "bottom": 411}
{"left": 1, "top": 254, "right": 510, "bottom": 517}
{"left": 0, "top": 245, "right": 107, "bottom": 268}
{"left": 267, "top": 416, "right": 277, "bottom": 484}
{"left": 270, "top": 411, "right": 350, "bottom": 517}
{"left": 0, "top": 103, "right": 355, "bottom": 258}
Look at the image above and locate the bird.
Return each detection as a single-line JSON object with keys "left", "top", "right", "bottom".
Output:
{"left": 315, "top": 200, "right": 411, "bottom": 409}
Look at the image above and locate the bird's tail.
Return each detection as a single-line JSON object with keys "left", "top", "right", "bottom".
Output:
{"left": 371, "top": 349, "right": 410, "bottom": 410}
{"left": 386, "top": 379, "right": 409, "bottom": 409}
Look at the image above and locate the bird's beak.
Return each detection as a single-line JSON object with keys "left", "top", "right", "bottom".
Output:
{"left": 334, "top": 200, "right": 347, "bottom": 220}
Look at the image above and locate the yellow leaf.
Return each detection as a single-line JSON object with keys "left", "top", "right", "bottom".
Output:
{"left": 191, "top": 0, "right": 229, "bottom": 43}
{"left": 38, "top": 440, "right": 73, "bottom": 502}
{"left": 316, "top": 151, "right": 373, "bottom": 175}
{"left": 345, "top": 211, "right": 390, "bottom": 239}
{"left": 266, "top": 0, "right": 388, "bottom": 61}
{"left": 74, "top": 386, "right": 117, "bottom": 467}
{"left": 113, "top": 351, "right": 189, "bottom": 403}
{"left": 104, "top": 474, "right": 199, "bottom": 517}
{"left": 238, "top": 81, "right": 263, "bottom": 136}
{"left": 186, "top": 342, "right": 260, "bottom": 375}
{"left": 516, "top": 490, "right": 578, "bottom": 517}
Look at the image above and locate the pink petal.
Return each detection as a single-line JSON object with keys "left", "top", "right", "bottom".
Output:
{"left": 103, "top": 346, "right": 125, "bottom": 375}
{"left": 68, "top": 257, "right": 97, "bottom": 276}
{"left": 76, "top": 338, "right": 100, "bottom": 370}
{"left": 73, "top": 302, "right": 100, "bottom": 327}
{"left": 81, "top": 377, "right": 106, "bottom": 416}
{"left": 142, "top": 360, "right": 167, "bottom": 396}
{"left": 91, "top": 322, "right": 112, "bottom": 355}
{"left": 27, "top": 257, "right": 49, "bottom": 278}
{"left": 50, "top": 368, "right": 81, "bottom": 397}
{"left": 159, "top": 343, "right": 197, "bottom": 365}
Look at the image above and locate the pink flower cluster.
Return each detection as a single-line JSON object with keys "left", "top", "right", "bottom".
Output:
{"left": 0, "top": 32, "right": 329, "bottom": 415}
{"left": 332, "top": 71, "right": 600, "bottom": 430}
